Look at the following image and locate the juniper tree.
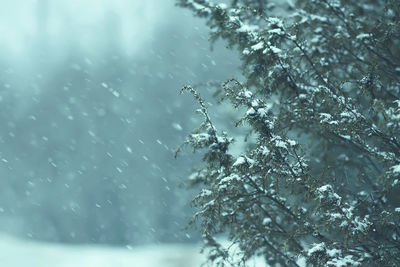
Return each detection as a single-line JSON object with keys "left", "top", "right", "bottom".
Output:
{"left": 176, "top": 0, "right": 400, "bottom": 266}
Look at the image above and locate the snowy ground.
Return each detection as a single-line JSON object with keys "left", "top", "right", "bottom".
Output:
{"left": 0, "top": 234, "right": 276, "bottom": 267}
{"left": 0, "top": 234, "right": 307, "bottom": 267}
{"left": 0, "top": 234, "right": 204, "bottom": 267}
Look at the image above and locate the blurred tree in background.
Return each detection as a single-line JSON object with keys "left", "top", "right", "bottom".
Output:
{"left": 178, "top": 0, "right": 400, "bottom": 266}
{"left": 0, "top": 0, "right": 240, "bottom": 246}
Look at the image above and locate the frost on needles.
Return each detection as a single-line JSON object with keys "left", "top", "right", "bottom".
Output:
{"left": 176, "top": 0, "right": 400, "bottom": 266}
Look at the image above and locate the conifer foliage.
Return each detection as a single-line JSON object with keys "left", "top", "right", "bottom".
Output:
{"left": 177, "top": 0, "right": 400, "bottom": 266}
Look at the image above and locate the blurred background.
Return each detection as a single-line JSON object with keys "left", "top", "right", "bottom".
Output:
{"left": 0, "top": 0, "right": 240, "bottom": 265}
